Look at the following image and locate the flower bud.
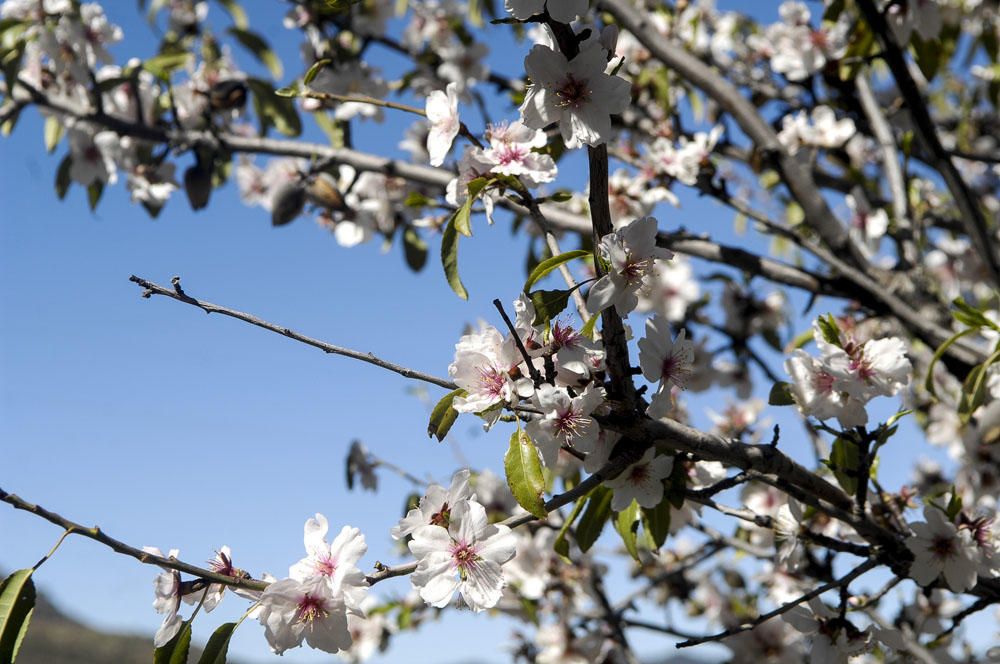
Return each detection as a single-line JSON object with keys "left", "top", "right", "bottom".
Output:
{"left": 270, "top": 182, "right": 306, "bottom": 226}
{"left": 305, "top": 172, "right": 345, "bottom": 211}
{"left": 208, "top": 79, "right": 248, "bottom": 112}
{"left": 183, "top": 163, "right": 212, "bottom": 210}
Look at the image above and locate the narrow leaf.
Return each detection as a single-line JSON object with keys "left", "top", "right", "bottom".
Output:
{"left": 768, "top": 381, "right": 796, "bottom": 406}
{"left": 441, "top": 213, "right": 468, "bottom": 299}
{"left": 303, "top": 58, "right": 331, "bottom": 85}
{"left": 0, "top": 569, "right": 36, "bottom": 664}
{"left": 613, "top": 500, "right": 641, "bottom": 561}
{"left": 228, "top": 28, "right": 283, "bottom": 79}
{"left": 553, "top": 493, "right": 589, "bottom": 561}
{"left": 215, "top": 0, "right": 248, "bottom": 29}
{"left": 575, "top": 487, "right": 612, "bottom": 553}
{"left": 43, "top": 115, "right": 63, "bottom": 153}
{"left": 828, "top": 437, "right": 860, "bottom": 496}
{"left": 403, "top": 227, "right": 428, "bottom": 272}
{"left": 427, "top": 388, "right": 465, "bottom": 441}
{"left": 529, "top": 289, "right": 572, "bottom": 326}
{"left": 54, "top": 154, "right": 72, "bottom": 200}
{"left": 641, "top": 492, "right": 671, "bottom": 549}
{"left": 504, "top": 430, "right": 547, "bottom": 519}
{"left": 196, "top": 622, "right": 238, "bottom": 664}
{"left": 523, "top": 249, "right": 590, "bottom": 292}
{"left": 154, "top": 619, "right": 193, "bottom": 664}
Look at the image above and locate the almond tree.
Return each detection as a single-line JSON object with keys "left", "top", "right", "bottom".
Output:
{"left": 2, "top": 1, "right": 1000, "bottom": 662}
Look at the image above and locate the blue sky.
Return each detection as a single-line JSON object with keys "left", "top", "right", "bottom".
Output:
{"left": 0, "top": 1, "right": 985, "bottom": 662}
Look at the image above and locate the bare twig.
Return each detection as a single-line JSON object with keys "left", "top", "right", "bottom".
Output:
{"left": 129, "top": 275, "right": 458, "bottom": 390}
{"left": 675, "top": 558, "right": 879, "bottom": 648}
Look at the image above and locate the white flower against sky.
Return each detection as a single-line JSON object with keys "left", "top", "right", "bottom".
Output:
{"left": 846, "top": 193, "right": 889, "bottom": 256}
{"left": 449, "top": 324, "right": 523, "bottom": 413}
{"left": 392, "top": 469, "right": 474, "bottom": 539}
{"left": 906, "top": 506, "right": 980, "bottom": 592}
{"left": 825, "top": 337, "right": 911, "bottom": 402}
{"left": 288, "top": 514, "right": 369, "bottom": 614}
{"left": 785, "top": 349, "right": 867, "bottom": 428}
{"left": 604, "top": 447, "right": 674, "bottom": 511}
{"left": 426, "top": 82, "right": 461, "bottom": 167}
{"left": 257, "top": 577, "right": 352, "bottom": 655}
{"left": 408, "top": 499, "right": 517, "bottom": 611}
{"left": 520, "top": 38, "right": 630, "bottom": 148}
{"left": 638, "top": 317, "right": 695, "bottom": 419}
{"left": 588, "top": 216, "right": 672, "bottom": 316}
{"left": 526, "top": 383, "right": 604, "bottom": 467}
{"left": 68, "top": 126, "right": 120, "bottom": 186}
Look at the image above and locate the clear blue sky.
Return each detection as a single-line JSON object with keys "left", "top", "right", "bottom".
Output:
{"left": 0, "top": 2, "right": 978, "bottom": 662}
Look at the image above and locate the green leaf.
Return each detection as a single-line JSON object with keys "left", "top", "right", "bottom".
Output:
{"left": 54, "top": 154, "right": 72, "bottom": 200}
{"left": 228, "top": 28, "right": 283, "bottom": 79}
{"left": 828, "top": 437, "right": 861, "bottom": 496}
{"left": 196, "top": 622, "right": 237, "bottom": 664}
{"left": 215, "top": 0, "right": 248, "bottom": 29}
{"left": 154, "top": 619, "right": 193, "bottom": 664}
{"left": 815, "top": 314, "right": 841, "bottom": 347}
{"left": 43, "top": 115, "right": 63, "bottom": 153}
{"left": 303, "top": 58, "right": 331, "bottom": 85}
{"left": 553, "top": 493, "right": 589, "bottom": 562}
{"left": 142, "top": 52, "right": 192, "bottom": 81}
{"left": 529, "top": 289, "right": 572, "bottom": 326}
{"left": 440, "top": 212, "right": 468, "bottom": 300}
{"left": 523, "top": 249, "right": 590, "bottom": 292}
{"left": 575, "top": 487, "right": 612, "bottom": 553}
{"left": 427, "top": 388, "right": 464, "bottom": 441}
{"left": 87, "top": 181, "right": 104, "bottom": 212}
{"left": 246, "top": 78, "right": 301, "bottom": 137}
{"left": 580, "top": 312, "right": 600, "bottom": 341}
{"left": 924, "top": 327, "right": 978, "bottom": 398}
{"left": 768, "top": 381, "right": 796, "bottom": 406}
{"left": 0, "top": 569, "right": 35, "bottom": 664}
{"left": 613, "top": 500, "right": 642, "bottom": 561}
{"left": 952, "top": 297, "right": 999, "bottom": 331}
{"left": 504, "top": 430, "right": 547, "bottom": 519}
{"left": 403, "top": 228, "right": 428, "bottom": 272}
{"left": 945, "top": 488, "right": 963, "bottom": 521}
{"left": 641, "top": 492, "right": 671, "bottom": 550}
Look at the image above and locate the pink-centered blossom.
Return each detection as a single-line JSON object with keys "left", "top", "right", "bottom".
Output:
{"left": 408, "top": 499, "right": 516, "bottom": 611}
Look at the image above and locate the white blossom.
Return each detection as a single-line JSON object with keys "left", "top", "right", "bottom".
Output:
{"left": 392, "top": 469, "right": 474, "bottom": 539}
{"left": 638, "top": 317, "right": 695, "bottom": 419}
{"left": 588, "top": 216, "right": 672, "bottom": 316}
{"left": 288, "top": 514, "right": 369, "bottom": 614}
{"left": 408, "top": 499, "right": 517, "bottom": 611}
{"left": 520, "top": 39, "right": 630, "bottom": 148}
{"left": 257, "top": 577, "right": 352, "bottom": 655}
{"left": 906, "top": 506, "right": 980, "bottom": 592}
{"left": 426, "top": 82, "right": 461, "bottom": 167}
{"left": 604, "top": 447, "right": 674, "bottom": 511}
{"left": 526, "top": 383, "right": 605, "bottom": 467}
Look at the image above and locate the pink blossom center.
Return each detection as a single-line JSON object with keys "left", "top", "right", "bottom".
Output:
{"left": 314, "top": 554, "right": 338, "bottom": 577}
{"left": 661, "top": 352, "right": 690, "bottom": 387}
{"left": 628, "top": 463, "right": 651, "bottom": 484}
{"left": 495, "top": 144, "right": 527, "bottom": 167}
{"left": 551, "top": 322, "right": 582, "bottom": 350}
{"left": 930, "top": 535, "right": 957, "bottom": 560}
{"left": 450, "top": 540, "right": 480, "bottom": 572}
{"left": 430, "top": 503, "right": 452, "bottom": 527}
{"left": 813, "top": 370, "right": 836, "bottom": 394}
{"left": 477, "top": 366, "right": 508, "bottom": 398}
{"left": 296, "top": 594, "right": 330, "bottom": 624}
{"left": 555, "top": 74, "right": 592, "bottom": 109}
{"left": 554, "top": 408, "right": 588, "bottom": 439}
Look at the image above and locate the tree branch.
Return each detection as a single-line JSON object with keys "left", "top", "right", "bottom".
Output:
{"left": 129, "top": 275, "right": 457, "bottom": 390}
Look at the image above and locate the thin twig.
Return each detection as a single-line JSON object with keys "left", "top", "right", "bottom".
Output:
{"left": 675, "top": 558, "right": 879, "bottom": 648}
{"left": 129, "top": 275, "right": 457, "bottom": 390}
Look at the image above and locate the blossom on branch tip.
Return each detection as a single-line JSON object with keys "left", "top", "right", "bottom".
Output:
{"left": 520, "top": 39, "right": 630, "bottom": 148}
{"left": 257, "top": 577, "right": 352, "bottom": 654}
{"left": 289, "top": 514, "right": 369, "bottom": 615}
{"left": 408, "top": 499, "right": 516, "bottom": 611}
{"left": 526, "top": 383, "right": 604, "bottom": 467}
